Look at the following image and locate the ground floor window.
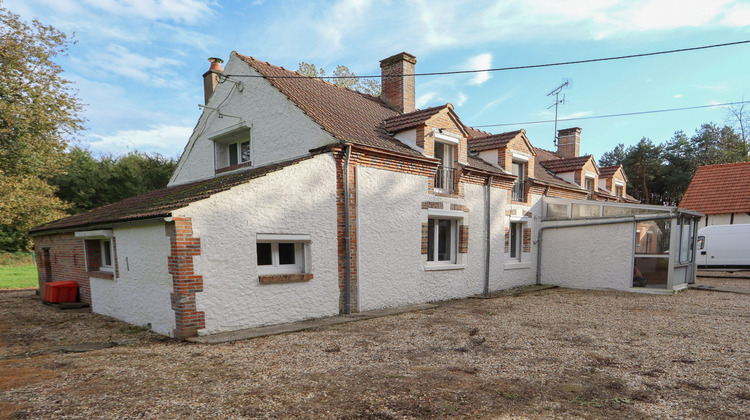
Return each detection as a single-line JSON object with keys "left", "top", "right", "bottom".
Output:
{"left": 256, "top": 234, "right": 310, "bottom": 275}
{"left": 100, "top": 239, "right": 113, "bottom": 271}
{"left": 509, "top": 222, "right": 522, "bottom": 261}
{"left": 427, "top": 218, "right": 457, "bottom": 263}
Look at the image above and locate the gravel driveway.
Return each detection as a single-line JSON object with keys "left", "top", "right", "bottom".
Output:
{"left": 1, "top": 278, "right": 748, "bottom": 419}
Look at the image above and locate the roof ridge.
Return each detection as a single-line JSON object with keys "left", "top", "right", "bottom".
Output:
{"left": 236, "top": 52, "right": 387, "bottom": 104}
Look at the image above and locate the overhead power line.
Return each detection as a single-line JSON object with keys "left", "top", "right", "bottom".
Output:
{"left": 472, "top": 100, "right": 750, "bottom": 128}
{"left": 223, "top": 40, "right": 750, "bottom": 80}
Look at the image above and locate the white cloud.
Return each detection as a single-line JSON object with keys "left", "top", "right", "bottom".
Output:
{"left": 80, "top": 0, "right": 216, "bottom": 24}
{"left": 88, "top": 124, "right": 193, "bottom": 156}
{"left": 455, "top": 92, "right": 468, "bottom": 107}
{"left": 86, "top": 44, "right": 185, "bottom": 87}
{"left": 673, "top": 94, "right": 684, "bottom": 98}
{"left": 416, "top": 91, "right": 438, "bottom": 109}
{"left": 465, "top": 53, "right": 493, "bottom": 86}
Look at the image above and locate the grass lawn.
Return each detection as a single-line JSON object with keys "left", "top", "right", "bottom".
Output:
{"left": 0, "top": 264, "right": 38, "bottom": 289}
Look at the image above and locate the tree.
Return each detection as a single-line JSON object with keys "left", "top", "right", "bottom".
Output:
{"left": 297, "top": 62, "right": 381, "bottom": 96}
{"left": 622, "top": 138, "right": 663, "bottom": 204}
{"left": 598, "top": 143, "right": 626, "bottom": 167}
{"left": 0, "top": 7, "right": 84, "bottom": 250}
{"left": 52, "top": 147, "right": 177, "bottom": 215}
{"left": 661, "top": 131, "right": 695, "bottom": 204}
{"left": 726, "top": 99, "right": 749, "bottom": 156}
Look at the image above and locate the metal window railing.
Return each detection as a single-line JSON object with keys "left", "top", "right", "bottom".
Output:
{"left": 435, "top": 165, "right": 455, "bottom": 193}
{"left": 512, "top": 179, "right": 526, "bottom": 201}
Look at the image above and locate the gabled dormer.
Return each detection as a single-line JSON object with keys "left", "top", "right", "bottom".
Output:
{"left": 384, "top": 104, "right": 469, "bottom": 195}
{"left": 599, "top": 165, "right": 629, "bottom": 200}
{"left": 539, "top": 154, "right": 599, "bottom": 198}
{"left": 467, "top": 128, "right": 536, "bottom": 202}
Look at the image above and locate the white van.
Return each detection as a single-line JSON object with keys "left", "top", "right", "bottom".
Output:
{"left": 696, "top": 224, "right": 750, "bottom": 269}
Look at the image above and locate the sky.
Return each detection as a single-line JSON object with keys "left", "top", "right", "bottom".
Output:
{"left": 5, "top": 0, "right": 750, "bottom": 161}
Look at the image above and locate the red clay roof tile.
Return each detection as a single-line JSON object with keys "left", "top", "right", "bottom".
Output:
{"left": 383, "top": 105, "right": 448, "bottom": 132}
{"left": 467, "top": 130, "right": 524, "bottom": 152}
{"left": 539, "top": 155, "right": 593, "bottom": 173}
{"left": 679, "top": 162, "right": 750, "bottom": 215}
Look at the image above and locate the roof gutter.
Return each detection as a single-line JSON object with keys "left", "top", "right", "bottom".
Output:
{"left": 534, "top": 213, "right": 677, "bottom": 285}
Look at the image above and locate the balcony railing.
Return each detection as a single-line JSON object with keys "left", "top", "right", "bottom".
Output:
{"left": 511, "top": 179, "right": 526, "bottom": 201}
{"left": 435, "top": 165, "right": 455, "bottom": 193}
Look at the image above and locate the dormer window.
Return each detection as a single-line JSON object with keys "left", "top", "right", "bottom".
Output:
{"left": 229, "top": 140, "right": 251, "bottom": 166}
{"left": 585, "top": 177, "right": 595, "bottom": 198}
{"left": 210, "top": 123, "right": 252, "bottom": 173}
{"left": 433, "top": 132, "right": 458, "bottom": 194}
{"left": 511, "top": 161, "right": 526, "bottom": 201}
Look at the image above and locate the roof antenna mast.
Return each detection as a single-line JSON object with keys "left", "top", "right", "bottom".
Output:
{"left": 546, "top": 80, "right": 570, "bottom": 147}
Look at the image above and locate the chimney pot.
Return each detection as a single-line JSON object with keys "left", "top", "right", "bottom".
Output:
{"left": 557, "top": 127, "right": 581, "bottom": 159}
{"left": 380, "top": 52, "right": 417, "bottom": 114}
{"left": 203, "top": 57, "right": 224, "bottom": 104}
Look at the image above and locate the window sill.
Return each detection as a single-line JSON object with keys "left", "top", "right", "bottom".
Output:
{"left": 88, "top": 270, "right": 114, "bottom": 280}
{"left": 424, "top": 264, "right": 465, "bottom": 271}
{"left": 258, "top": 273, "right": 313, "bottom": 284}
{"left": 215, "top": 161, "right": 253, "bottom": 174}
{"left": 504, "top": 262, "right": 531, "bottom": 270}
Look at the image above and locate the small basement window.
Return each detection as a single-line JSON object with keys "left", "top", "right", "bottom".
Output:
{"left": 256, "top": 234, "right": 310, "bottom": 275}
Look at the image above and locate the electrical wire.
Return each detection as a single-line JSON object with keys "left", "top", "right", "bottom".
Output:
{"left": 471, "top": 100, "right": 750, "bottom": 128}
{"left": 222, "top": 40, "right": 750, "bottom": 80}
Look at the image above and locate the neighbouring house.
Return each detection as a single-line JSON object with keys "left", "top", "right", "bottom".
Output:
{"left": 679, "top": 161, "right": 750, "bottom": 228}
{"left": 30, "top": 51, "right": 701, "bottom": 338}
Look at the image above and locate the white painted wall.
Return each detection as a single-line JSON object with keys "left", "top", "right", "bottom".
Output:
{"left": 699, "top": 213, "right": 750, "bottom": 229}
{"left": 174, "top": 154, "right": 340, "bottom": 335}
{"left": 501, "top": 194, "right": 544, "bottom": 286}
{"left": 478, "top": 150, "right": 500, "bottom": 168}
{"left": 540, "top": 222, "right": 634, "bottom": 290}
{"left": 169, "top": 52, "right": 338, "bottom": 186}
{"left": 394, "top": 129, "right": 422, "bottom": 154}
{"left": 356, "top": 166, "right": 538, "bottom": 312}
{"left": 90, "top": 224, "right": 176, "bottom": 335}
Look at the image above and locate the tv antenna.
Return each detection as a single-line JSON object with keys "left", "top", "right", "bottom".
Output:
{"left": 547, "top": 80, "right": 570, "bottom": 146}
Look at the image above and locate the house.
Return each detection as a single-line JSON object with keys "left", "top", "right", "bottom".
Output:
{"left": 679, "top": 161, "right": 750, "bottom": 228}
{"left": 30, "top": 51, "right": 701, "bottom": 338}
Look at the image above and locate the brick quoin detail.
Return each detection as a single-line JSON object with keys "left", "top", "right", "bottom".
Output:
{"left": 504, "top": 228, "right": 510, "bottom": 253}
{"left": 450, "top": 204, "right": 469, "bottom": 212}
{"left": 421, "top": 201, "right": 443, "bottom": 209}
{"left": 523, "top": 228, "right": 532, "bottom": 253}
{"left": 166, "top": 217, "right": 205, "bottom": 338}
{"left": 421, "top": 223, "right": 429, "bottom": 254}
{"left": 458, "top": 225, "right": 469, "bottom": 254}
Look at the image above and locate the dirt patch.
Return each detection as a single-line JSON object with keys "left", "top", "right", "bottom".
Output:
{"left": 0, "top": 288, "right": 748, "bottom": 418}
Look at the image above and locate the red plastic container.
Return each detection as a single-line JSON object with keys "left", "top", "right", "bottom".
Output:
{"left": 44, "top": 281, "right": 78, "bottom": 303}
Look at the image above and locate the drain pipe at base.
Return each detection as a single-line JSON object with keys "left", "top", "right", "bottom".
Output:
{"left": 534, "top": 213, "right": 677, "bottom": 285}
{"left": 483, "top": 176, "right": 493, "bottom": 296}
{"left": 343, "top": 144, "right": 353, "bottom": 314}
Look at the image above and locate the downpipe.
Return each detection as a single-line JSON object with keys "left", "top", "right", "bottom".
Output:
{"left": 343, "top": 144, "right": 353, "bottom": 314}
{"left": 483, "top": 176, "right": 493, "bottom": 296}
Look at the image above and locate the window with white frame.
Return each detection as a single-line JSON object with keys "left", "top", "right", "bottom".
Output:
{"left": 210, "top": 124, "right": 252, "bottom": 171}
{"left": 256, "top": 234, "right": 310, "bottom": 275}
{"left": 100, "top": 239, "right": 113, "bottom": 271}
{"left": 584, "top": 177, "right": 595, "bottom": 197}
{"left": 427, "top": 217, "right": 457, "bottom": 263}
{"left": 229, "top": 140, "right": 251, "bottom": 166}
{"left": 433, "top": 133, "right": 457, "bottom": 194}
{"left": 509, "top": 222, "right": 522, "bottom": 261}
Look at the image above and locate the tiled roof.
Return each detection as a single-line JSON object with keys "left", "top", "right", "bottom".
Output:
{"left": 465, "top": 155, "right": 509, "bottom": 175}
{"left": 384, "top": 105, "right": 448, "bottom": 132}
{"left": 532, "top": 148, "right": 585, "bottom": 191}
{"left": 467, "top": 130, "right": 524, "bottom": 152}
{"left": 539, "top": 155, "right": 593, "bottom": 173}
{"left": 679, "top": 162, "right": 750, "bottom": 215}
{"left": 599, "top": 165, "right": 621, "bottom": 177}
{"left": 236, "top": 53, "right": 422, "bottom": 157}
{"left": 30, "top": 155, "right": 318, "bottom": 234}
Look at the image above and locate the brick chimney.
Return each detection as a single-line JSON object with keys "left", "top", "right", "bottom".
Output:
{"left": 557, "top": 127, "right": 581, "bottom": 159}
{"left": 380, "top": 52, "right": 416, "bottom": 114}
{"left": 203, "top": 57, "right": 224, "bottom": 104}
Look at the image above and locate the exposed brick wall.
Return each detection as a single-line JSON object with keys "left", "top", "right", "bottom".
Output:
{"left": 421, "top": 223, "right": 429, "bottom": 255}
{"left": 458, "top": 225, "right": 469, "bottom": 253}
{"left": 33, "top": 234, "right": 91, "bottom": 303}
{"left": 166, "top": 217, "right": 205, "bottom": 338}
{"left": 504, "top": 228, "right": 510, "bottom": 253}
{"left": 523, "top": 228, "right": 532, "bottom": 252}
{"left": 545, "top": 185, "right": 589, "bottom": 200}
{"left": 421, "top": 201, "right": 443, "bottom": 209}
{"left": 450, "top": 204, "right": 469, "bottom": 212}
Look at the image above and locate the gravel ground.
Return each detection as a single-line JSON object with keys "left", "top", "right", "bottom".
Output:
{"left": 1, "top": 286, "right": 748, "bottom": 419}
